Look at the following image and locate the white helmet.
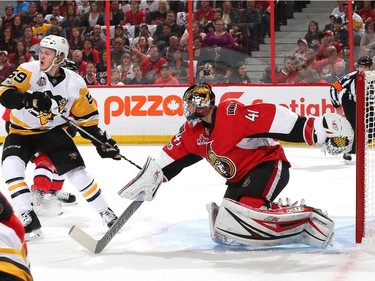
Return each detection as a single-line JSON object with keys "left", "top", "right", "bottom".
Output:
{"left": 40, "top": 35, "right": 69, "bottom": 60}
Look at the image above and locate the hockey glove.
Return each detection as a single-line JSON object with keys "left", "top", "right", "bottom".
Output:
{"left": 24, "top": 91, "right": 52, "bottom": 113}
{"left": 95, "top": 131, "right": 121, "bottom": 160}
{"left": 314, "top": 113, "right": 354, "bottom": 155}
{"left": 118, "top": 156, "right": 164, "bottom": 201}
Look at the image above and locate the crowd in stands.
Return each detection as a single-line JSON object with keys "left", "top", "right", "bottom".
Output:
{"left": 1, "top": 0, "right": 374, "bottom": 86}
{"left": 266, "top": 0, "right": 375, "bottom": 84}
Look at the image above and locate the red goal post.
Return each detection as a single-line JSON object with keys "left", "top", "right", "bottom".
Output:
{"left": 356, "top": 71, "right": 375, "bottom": 244}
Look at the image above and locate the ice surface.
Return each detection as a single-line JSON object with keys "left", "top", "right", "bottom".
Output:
{"left": 5, "top": 145, "right": 375, "bottom": 281}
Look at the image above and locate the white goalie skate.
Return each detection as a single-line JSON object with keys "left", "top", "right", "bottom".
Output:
{"left": 207, "top": 198, "right": 334, "bottom": 248}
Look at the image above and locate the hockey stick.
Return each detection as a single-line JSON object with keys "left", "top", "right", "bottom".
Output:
{"left": 58, "top": 114, "right": 142, "bottom": 169}
{"left": 69, "top": 196, "right": 144, "bottom": 253}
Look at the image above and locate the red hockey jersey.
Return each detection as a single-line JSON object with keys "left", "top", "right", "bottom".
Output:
{"left": 156, "top": 100, "right": 309, "bottom": 183}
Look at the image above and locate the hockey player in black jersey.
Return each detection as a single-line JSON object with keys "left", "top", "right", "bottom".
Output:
{"left": 330, "top": 56, "right": 373, "bottom": 161}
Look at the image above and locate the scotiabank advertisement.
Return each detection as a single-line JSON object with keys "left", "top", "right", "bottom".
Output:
{"left": 0, "top": 85, "right": 333, "bottom": 143}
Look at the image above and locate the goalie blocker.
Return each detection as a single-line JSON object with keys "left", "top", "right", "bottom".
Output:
{"left": 207, "top": 198, "right": 334, "bottom": 248}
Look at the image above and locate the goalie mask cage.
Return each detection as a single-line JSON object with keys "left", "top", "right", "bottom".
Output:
{"left": 356, "top": 71, "right": 375, "bottom": 244}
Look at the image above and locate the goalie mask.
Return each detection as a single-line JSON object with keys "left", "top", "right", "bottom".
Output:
{"left": 182, "top": 83, "right": 215, "bottom": 126}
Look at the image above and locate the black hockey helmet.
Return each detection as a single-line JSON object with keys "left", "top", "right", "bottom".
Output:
{"left": 357, "top": 56, "right": 373, "bottom": 67}
{"left": 182, "top": 83, "right": 215, "bottom": 126}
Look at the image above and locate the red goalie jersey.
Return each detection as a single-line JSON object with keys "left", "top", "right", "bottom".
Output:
{"left": 157, "top": 100, "right": 314, "bottom": 183}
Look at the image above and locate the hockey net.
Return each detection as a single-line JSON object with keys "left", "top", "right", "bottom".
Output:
{"left": 356, "top": 71, "right": 375, "bottom": 244}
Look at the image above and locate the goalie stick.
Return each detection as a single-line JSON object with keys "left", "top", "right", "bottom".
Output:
{"left": 69, "top": 196, "right": 144, "bottom": 253}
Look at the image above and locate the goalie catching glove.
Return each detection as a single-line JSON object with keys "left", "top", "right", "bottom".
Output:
{"left": 314, "top": 113, "right": 354, "bottom": 155}
{"left": 118, "top": 156, "right": 164, "bottom": 201}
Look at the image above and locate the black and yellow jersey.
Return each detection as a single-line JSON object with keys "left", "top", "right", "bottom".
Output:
{"left": 0, "top": 61, "right": 99, "bottom": 135}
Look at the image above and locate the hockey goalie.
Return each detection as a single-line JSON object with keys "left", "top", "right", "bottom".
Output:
{"left": 119, "top": 83, "right": 353, "bottom": 248}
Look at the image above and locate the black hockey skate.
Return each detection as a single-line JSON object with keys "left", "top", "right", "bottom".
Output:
{"left": 50, "top": 190, "right": 77, "bottom": 204}
{"left": 343, "top": 153, "right": 352, "bottom": 161}
{"left": 20, "top": 209, "right": 44, "bottom": 241}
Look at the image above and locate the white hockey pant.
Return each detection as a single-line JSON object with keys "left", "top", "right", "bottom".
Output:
{"left": 207, "top": 198, "right": 335, "bottom": 248}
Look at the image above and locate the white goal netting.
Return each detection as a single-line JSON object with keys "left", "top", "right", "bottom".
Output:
{"left": 359, "top": 71, "right": 375, "bottom": 243}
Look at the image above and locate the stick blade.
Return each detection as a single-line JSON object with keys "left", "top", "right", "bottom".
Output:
{"left": 69, "top": 225, "right": 99, "bottom": 253}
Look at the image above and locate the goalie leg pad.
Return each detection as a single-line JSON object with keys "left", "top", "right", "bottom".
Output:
{"left": 209, "top": 198, "right": 334, "bottom": 248}
{"left": 118, "top": 156, "right": 164, "bottom": 201}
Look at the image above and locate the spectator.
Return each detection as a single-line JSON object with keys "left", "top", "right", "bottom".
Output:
{"left": 129, "top": 64, "right": 151, "bottom": 84}
{"left": 46, "top": 24, "right": 68, "bottom": 39}
{"left": 45, "top": 4, "right": 65, "bottom": 24}
{"left": 276, "top": 56, "right": 297, "bottom": 83}
{"left": 32, "top": 12, "right": 52, "bottom": 39}
{"left": 61, "top": 5, "right": 81, "bottom": 28}
{"left": 68, "top": 26, "right": 84, "bottom": 57}
{"left": 81, "top": 38, "right": 100, "bottom": 64}
{"left": 316, "top": 29, "right": 341, "bottom": 60}
{"left": 258, "top": 66, "right": 272, "bottom": 84}
{"left": 239, "top": 0, "right": 262, "bottom": 49}
{"left": 117, "top": 53, "right": 135, "bottom": 84}
{"left": 333, "top": 16, "right": 349, "bottom": 50}
{"left": 111, "top": 37, "right": 130, "bottom": 67}
{"left": 72, "top": 49, "right": 87, "bottom": 77}
{"left": 113, "top": 25, "right": 131, "bottom": 48}
{"left": 304, "top": 20, "right": 324, "bottom": 51}
{"left": 22, "top": 1, "right": 38, "bottom": 25}
{"left": 153, "top": 23, "right": 177, "bottom": 55}
{"left": 230, "top": 23, "right": 246, "bottom": 52}
{"left": 194, "top": 0, "right": 215, "bottom": 26}
{"left": 317, "top": 46, "right": 345, "bottom": 76}
{"left": 293, "top": 59, "right": 309, "bottom": 83}
{"left": 203, "top": 7, "right": 224, "bottom": 34}
{"left": 0, "top": 51, "right": 15, "bottom": 83}
{"left": 305, "top": 68, "right": 327, "bottom": 83}
{"left": 358, "top": 1, "right": 375, "bottom": 22}
{"left": 170, "top": 48, "right": 190, "bottom": 82}
{"left": 132, "top": 36, "right": 151, "bottom": 65}
{"left": 192, "top": 35, "right": 211, "bottom": 77}
{"left": 359, "top": 18, "right": 375, "bottom": 57}
{"left": 202, "top": 18, "right": 236, "bottom": 74}
{"left": 111, "top": 68, "right": 125, "bottom": 85}
{"left": 37, "top": 0, "right": 53, "bottom": 17}
{"left": 96, "top": 52, "right": 109, "bottom": 85}
{"left": 0, "top": 27, "right": 16, "bottom": 55}
{"left": 140, "top": 45, "right": 167, "bottom": 81}
{"left": 77, "top": 0, "right": 91, "bottom": 17}
{"left": 180, "top": 20, "right": 206, "bottom": 48}
{"left": 1, "top": 5, "right": 15, "bottom": 31}
{"left": 124, "top": 0, "right": 146, "bottom": 25}
{"left": 150, "top": 0, "right": 170, "bottom": 25}
{"left": 19, "top": 25, "right": 40, "bottom": 53}
{"left": 8, "top": 41, "right": 35, "bottom": 67}
{"left": 165, "top": 36, "right": 187, "bottom": 62}
{"left": 227, "top": 61, "right": 251, "bottom": 84}
{"left": 59, "top": 0, "right": 77, "bottom": 17}
{"left": 139, "top": 0, "right": 159, "bottom": 13}
{"left": 197, "top": 62, "right": 223, "bottom": 84}
{"left": 131, "top": 23, "right": 154, "bottom": 48}
{"left": 291, "top": 38, "right": 308, "bottom": 61}
{"left": 89, "top": 25, "right": 107, "bottom": 53}
{"left": 154, "top": 63, "right": 180, "bottom": 85}
{"left": 13, "top": 1, "right": 30, "bottom": 17}
{"left": 110, "top": 0, "right": 125, "bottom": 26}
{"left": 331, "top": 0, "right": 346, "bottom": 17}
{"left": 83, "top": 61, "right": 99, "bottom": 85}
{"left": 324, "top": 60, "right": 346, "bottom": 83}
{"left": 324, "top": 14, "right": 336, "bottom": 32}
{"left": 12, "top": 14, "right": 26, "bottom": 40}
{"left": 81, "top": 1, "right": 105, "bottom": 27}
{"left": 153, "top": 10, "right": 182, "bottom": 39}
{"left": 221, "top": 1, "right": 239, "bottom": 27}
{"left": 341, "top": 2, "right": 364, "bottom": 45}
